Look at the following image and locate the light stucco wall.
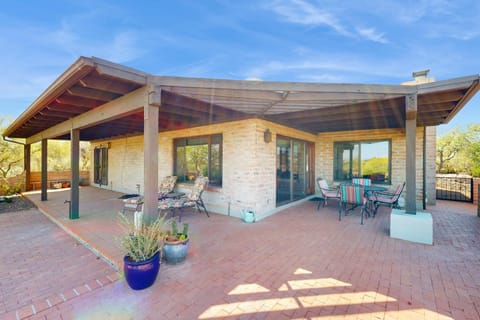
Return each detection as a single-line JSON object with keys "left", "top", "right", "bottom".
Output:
{"left": 91, "top": 119, "right": 433, "bottom": 219}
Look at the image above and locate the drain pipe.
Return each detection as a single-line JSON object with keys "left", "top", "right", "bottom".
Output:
{"left": 64, "top": 200, "right": 72, "bottom": 218}
{"left": 2, "top": 135, "right": 26, "bottom": 146}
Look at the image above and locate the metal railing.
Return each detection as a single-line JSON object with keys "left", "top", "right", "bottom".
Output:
{"left": 436, "top": 176, "right": 473, "bottom": 203}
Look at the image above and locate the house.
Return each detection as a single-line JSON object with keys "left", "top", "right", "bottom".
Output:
{"left": 3, "top": 57, "right": 479, "bottom": 225}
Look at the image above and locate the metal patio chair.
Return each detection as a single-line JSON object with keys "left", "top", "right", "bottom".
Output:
{"left": 316, "top": 177, "right": 340, "bottom": 209}
{"left": 371, "top": 182, "right": 405, "bottom": 217}
{"left": 338, "top": 183, "right": 368, "bottom": 224}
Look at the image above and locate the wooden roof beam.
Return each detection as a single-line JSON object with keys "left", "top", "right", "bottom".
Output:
{"left": 55, "top": 95, "right": 104, "bottom": 108}
{"left": 417, "top": 90, "right": 464, "bottom": 104}
{"left": 79, "top": 72, "right": 141, "bottom": 94}
{"left": 67, "top": 85, "right": 121, "bottom": 102}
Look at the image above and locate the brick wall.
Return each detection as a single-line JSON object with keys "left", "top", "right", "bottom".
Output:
{"left": 92, "top": 120, "right": 434, "bottom": 218}
{"left": 91, "top": 119, "right": 316, "bottom": 220}
{"left": 316, "top": 127, "right": 427, "bottom": 209}
{"left": 474, "top": 178, "right": 480, "bottom": 205}
{"left": 425, "top": 127, "right": 437, "bottom": 205}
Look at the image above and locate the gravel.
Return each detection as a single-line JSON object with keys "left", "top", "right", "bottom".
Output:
{"left": 0, "top": 195, "right": 37, "bottom": 214}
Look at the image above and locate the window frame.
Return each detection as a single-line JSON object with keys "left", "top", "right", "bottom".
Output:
{"left": 333, "top": 139, "right": 392, "bottom": 185}
{"left": 173, "top": 134, "right": 223, "bottom": 187}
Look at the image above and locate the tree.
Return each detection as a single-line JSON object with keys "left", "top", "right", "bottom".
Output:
{"left": 0, "top": 118, "right": 24, "bottom": 178}
{"left": 436, "top": 124, "right": 480, "bottom": 176}
{"left": 30, "top": 140, "right": 91, "bottom": 172}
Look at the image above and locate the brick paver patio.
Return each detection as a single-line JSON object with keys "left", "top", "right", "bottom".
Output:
{"left": 0, "top": 206, "right": 117, "bottom": 320}
{"left": 2, "top": 187, "right": 479, "bottom": 319}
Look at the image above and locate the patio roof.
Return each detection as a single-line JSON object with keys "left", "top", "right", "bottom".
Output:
{"left": 4, "top": 56, "right": 480, "bottom": 141}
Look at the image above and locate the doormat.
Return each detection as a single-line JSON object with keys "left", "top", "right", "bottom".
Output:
{"left": 309, "top": 197, "right": 323, "bottom": 201}
{"left": 118, "top": 194, "right": 140, "bottom": 199}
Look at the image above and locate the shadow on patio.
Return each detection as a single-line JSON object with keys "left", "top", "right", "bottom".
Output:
{"left": 24, "top": 186, "right": 480, "bottom": 319}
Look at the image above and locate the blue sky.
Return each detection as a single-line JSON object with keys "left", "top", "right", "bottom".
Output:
{"left": 1, "top": 0, "right": 478, "bottom": 135}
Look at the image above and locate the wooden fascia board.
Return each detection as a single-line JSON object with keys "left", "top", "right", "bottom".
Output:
{"left": 3, "top": 57, "right": 95, "bottom": 138}
{"left": 26, "top": 87, "right": 147, "bottom": 144}
{"left": 416, "top": 74, "right": 480, "bottom": 94}
{"left": 4, "top": 56, "right": 150, "bottom": 139}
{"left": 90, "top": 56, "right": 149, "bottom": 85}
{"left": 154, "top": 76, "right": 415, "bottom": 95}
{"left": 442, "top": 79, "right": 480, "bottom": 124}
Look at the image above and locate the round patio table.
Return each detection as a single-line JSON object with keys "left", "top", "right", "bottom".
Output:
{"left": 364, "top": 185, "right": 388, "bottom": 193}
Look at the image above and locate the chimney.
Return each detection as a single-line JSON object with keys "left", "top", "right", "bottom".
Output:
{"left": 401, "top": 69, "right": 435, "bottom": 85}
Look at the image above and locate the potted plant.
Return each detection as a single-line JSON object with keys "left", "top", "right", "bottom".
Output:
{"left": 118, "top": 212, "right": 170, "bottom": 290}
{"left": 163, "top": 221, "right": 190, "bottom": 264}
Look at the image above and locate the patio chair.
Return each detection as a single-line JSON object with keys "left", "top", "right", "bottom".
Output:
{"left": 338, "top": 183, "right": 368, "bottom": 224}
{"left": 316, "top": 178, "right": 340, "bottom": 209}
{"left": 158, "top": 176, "right": 178, "bottom": 199}
{"left": 158, "top": 176, "right": 209, "bottom": 221}
{"left": 371, "top": 182, "right": 405, "bottom": 217}
{"left": 122, "top": 176, "right": 177, "bottom": 214}
{"left": 352, "top": 177, "right": 371, "bottom": 186}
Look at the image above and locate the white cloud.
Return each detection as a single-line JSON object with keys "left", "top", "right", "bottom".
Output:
{"left": 356, "top": 27, "right": 388, "bottom": 44}
{"left": 269, "top": 0, "right": 391, "bottom": 44}
{"left": 242, "top": 56, "right": 406, "bottom": 83}
{"left": 270, "top": 0, "right": 350, "bottom": 35}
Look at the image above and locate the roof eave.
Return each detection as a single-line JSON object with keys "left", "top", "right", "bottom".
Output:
{"left": 3, "top": 56, "right": 149, "bottom": 138}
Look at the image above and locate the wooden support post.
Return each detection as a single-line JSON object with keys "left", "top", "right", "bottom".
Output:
{"left": 70, "top": 129, "right": 80, "bottom": 219}
{"left": 405, "top": 94, "right": 417, "bottom": 214}
{"left": 41, "top": 139, "right": 48, "bottom": 201}
{"left": 143, "top": 87, "right": 161, "bottom": 223}
{"left": 24, "top": 144, "right": 31, "bottom": 191}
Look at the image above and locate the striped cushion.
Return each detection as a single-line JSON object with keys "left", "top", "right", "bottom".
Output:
{"left": 352, "top": 178, "right": 371, "bottom": 186}
{"left": 340, "top": 184, "right": 365, "bottom": 205}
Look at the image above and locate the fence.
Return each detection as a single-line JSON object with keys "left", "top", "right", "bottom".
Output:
{"left": 436, "top": 176, "right": 473, "bottom": 203}
{"left": 0, "top": 171, "right": 90, "bottom": 195}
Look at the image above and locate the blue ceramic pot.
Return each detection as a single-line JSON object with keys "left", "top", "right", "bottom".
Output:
{"left": 123, "top": 251, "right": 160, "bottom": 290}
{"left": 163, "top": 238, "right": 190, "bottom": 265}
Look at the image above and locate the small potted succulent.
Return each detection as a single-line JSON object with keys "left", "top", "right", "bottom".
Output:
{"left": 118, "top": 212, "right": 170, "bottom": 290}
{"left": 163, "top": 221, "right": 190, "bottom": 264}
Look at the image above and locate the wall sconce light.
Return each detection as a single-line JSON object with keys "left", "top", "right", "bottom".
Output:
{"left": 264, "top": 129, "right": 272, "bottom": 143}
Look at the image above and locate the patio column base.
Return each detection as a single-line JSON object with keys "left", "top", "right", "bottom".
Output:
{"left": 390, "top": 209, "right": 433, "bottom": 245}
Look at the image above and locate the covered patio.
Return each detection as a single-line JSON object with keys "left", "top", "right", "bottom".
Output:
{"left": 3, "top": 57, "right": 480, "bottom": 223}
{"left": 17, "top": 186, "right": 480, "bottom": 319}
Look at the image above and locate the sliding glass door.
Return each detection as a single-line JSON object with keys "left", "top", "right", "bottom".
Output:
{"left": 276, "top": 136, "right": 314, "bottom": 206}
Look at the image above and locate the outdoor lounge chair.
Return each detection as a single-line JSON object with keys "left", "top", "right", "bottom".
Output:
{"left": 122, "top": 176, "right": 177, "bottom": 214}
{"left": 338, "top": 183, "right": 368, "bottom": 224}
{"left": 158, "top": 176, "right": 178, "bottom": 199}
{"left": 316, "top": 178, "right": 340, "bottom": 209}
{"left": 371, "top": 182, "right": 405, "bottom": 217}
{"left": 157, "top": 176, "right": 209, "bottom": 221}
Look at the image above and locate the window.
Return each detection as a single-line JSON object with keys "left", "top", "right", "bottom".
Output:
{"left": 174, "top": 134, "right": 222, "bottom": 186}
{"left": 333, "top": 140, "right": 391, "bottom": 184}
{"left": 93, "top": 146, "right": 108, "bottom": 185}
